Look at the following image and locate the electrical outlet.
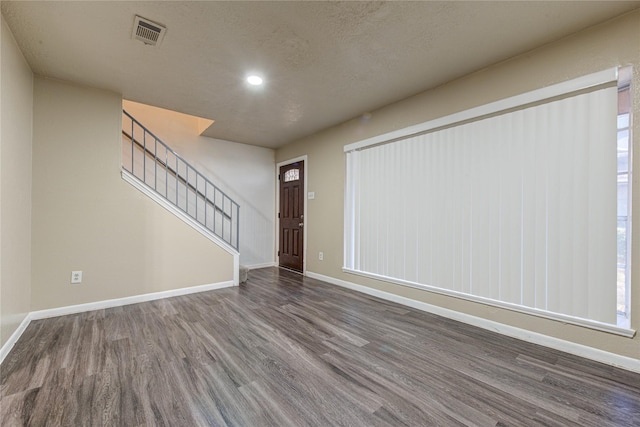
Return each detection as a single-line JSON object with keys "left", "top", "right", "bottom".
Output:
{"left": 318, "top": 252, "right": 324, "bottom": 261}
{"left": 71, "top": 271, "right": 83, "bottom": 284}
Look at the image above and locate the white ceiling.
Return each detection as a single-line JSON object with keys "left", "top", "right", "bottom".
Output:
{"left": 2, "top": 1, "right": 639, "bottom": 148}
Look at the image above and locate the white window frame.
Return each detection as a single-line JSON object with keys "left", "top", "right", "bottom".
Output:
{"left": 617, "top": 68, "right": 633, "bottom": 328}
{"left": 344, "top": 68, "right": 635, "bottom": 337}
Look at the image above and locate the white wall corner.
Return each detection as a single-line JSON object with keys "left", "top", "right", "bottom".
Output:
{"left": 233, "top": 253, "right": 240, "bottom": 286}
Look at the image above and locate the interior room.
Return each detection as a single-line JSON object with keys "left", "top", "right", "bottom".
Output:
{"left": 1, "top": 1, "right": 639, "bottom": 425}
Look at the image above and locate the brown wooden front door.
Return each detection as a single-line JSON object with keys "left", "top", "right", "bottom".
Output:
{"left": 279, "top": 161, "right": 304, "bottom": 272}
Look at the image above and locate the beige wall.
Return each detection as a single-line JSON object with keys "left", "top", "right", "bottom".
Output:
{"left": 31, "top": 78, "right": 233, "bottom": 311}
{"left": 1, "top": 16, "right": 33, "bottom": 347}
{"left": 276, "top": 10, "right": 640, "bottom": 358}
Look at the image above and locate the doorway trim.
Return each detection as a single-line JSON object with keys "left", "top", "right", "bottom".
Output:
{"left": 275, "top": 155, "right": 308, "bottom": 275}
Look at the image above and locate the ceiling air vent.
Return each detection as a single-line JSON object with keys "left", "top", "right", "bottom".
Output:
{"left": 132, "top": 15, "right": 166, "bottom": 46}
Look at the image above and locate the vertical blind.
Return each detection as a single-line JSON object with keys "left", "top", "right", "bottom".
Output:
{"left": 344, "top": 84, "right": 618, "bottom": 325}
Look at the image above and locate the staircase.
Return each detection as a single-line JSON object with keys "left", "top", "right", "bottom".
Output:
{"left": 121, "top": 110, "right": 240, "bottom": 251}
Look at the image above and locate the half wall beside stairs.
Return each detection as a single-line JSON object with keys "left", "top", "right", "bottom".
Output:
{"left": 122, "top": 110, "right": 240, "bottom": 254}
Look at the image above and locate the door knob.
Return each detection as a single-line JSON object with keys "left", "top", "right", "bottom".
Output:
{"left": 299, "top": 222, "right": 304, "bottom": 227}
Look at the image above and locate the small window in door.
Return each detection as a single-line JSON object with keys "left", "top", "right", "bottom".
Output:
{"left": 284, "top": 169, "right": 300, "bottom": 182}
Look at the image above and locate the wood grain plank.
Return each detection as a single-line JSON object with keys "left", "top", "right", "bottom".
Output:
{"left": 1, "top": 266, "right": 639, "bottom": 426}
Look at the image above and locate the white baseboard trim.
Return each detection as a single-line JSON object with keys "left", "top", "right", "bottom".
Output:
{"left": 306, "top": 271, "right": 640, "bottom": 374}
{"left": 342, "top": 268, "right": 634, "bottom": 337}
{"left": 245, "top": 262, "right": 276, "bottom": 270}
{"left": 0, "top": 314, "right": 31, "bottom": 365}
{"left": 0, "top": 280, "right": 234, "bottom": 365}
{"left": 30, "top": 280, "right": 235, "bottom": 320}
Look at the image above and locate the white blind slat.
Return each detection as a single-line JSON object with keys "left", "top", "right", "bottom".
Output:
{"left": 345, "top": 84, "right": 618, "bottom": 326}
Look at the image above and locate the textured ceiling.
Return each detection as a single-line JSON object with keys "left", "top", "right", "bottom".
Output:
{"left": 2, "top": 1, "right": 639, "bottom": 148}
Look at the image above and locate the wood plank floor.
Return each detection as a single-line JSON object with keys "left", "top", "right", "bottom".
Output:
{"left": 2, "top": 267, "right": 639, "bottom": 426}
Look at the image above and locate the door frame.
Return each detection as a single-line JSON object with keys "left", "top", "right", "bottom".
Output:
{"left": 275, "top": 155, "right": 308, "bottom": 274}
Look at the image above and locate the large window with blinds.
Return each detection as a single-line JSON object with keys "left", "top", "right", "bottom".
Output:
{"left": 344, "top": 68, "right": 633, "bottom": 334}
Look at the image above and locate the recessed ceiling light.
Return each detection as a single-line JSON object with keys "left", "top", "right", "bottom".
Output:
{"left": 247, "top": 75, "right": 263, "bottom": 86}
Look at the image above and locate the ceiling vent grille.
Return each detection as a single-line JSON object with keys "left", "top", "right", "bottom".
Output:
{"left": 132, "top": 15, "right": 166, "bottom": 46}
